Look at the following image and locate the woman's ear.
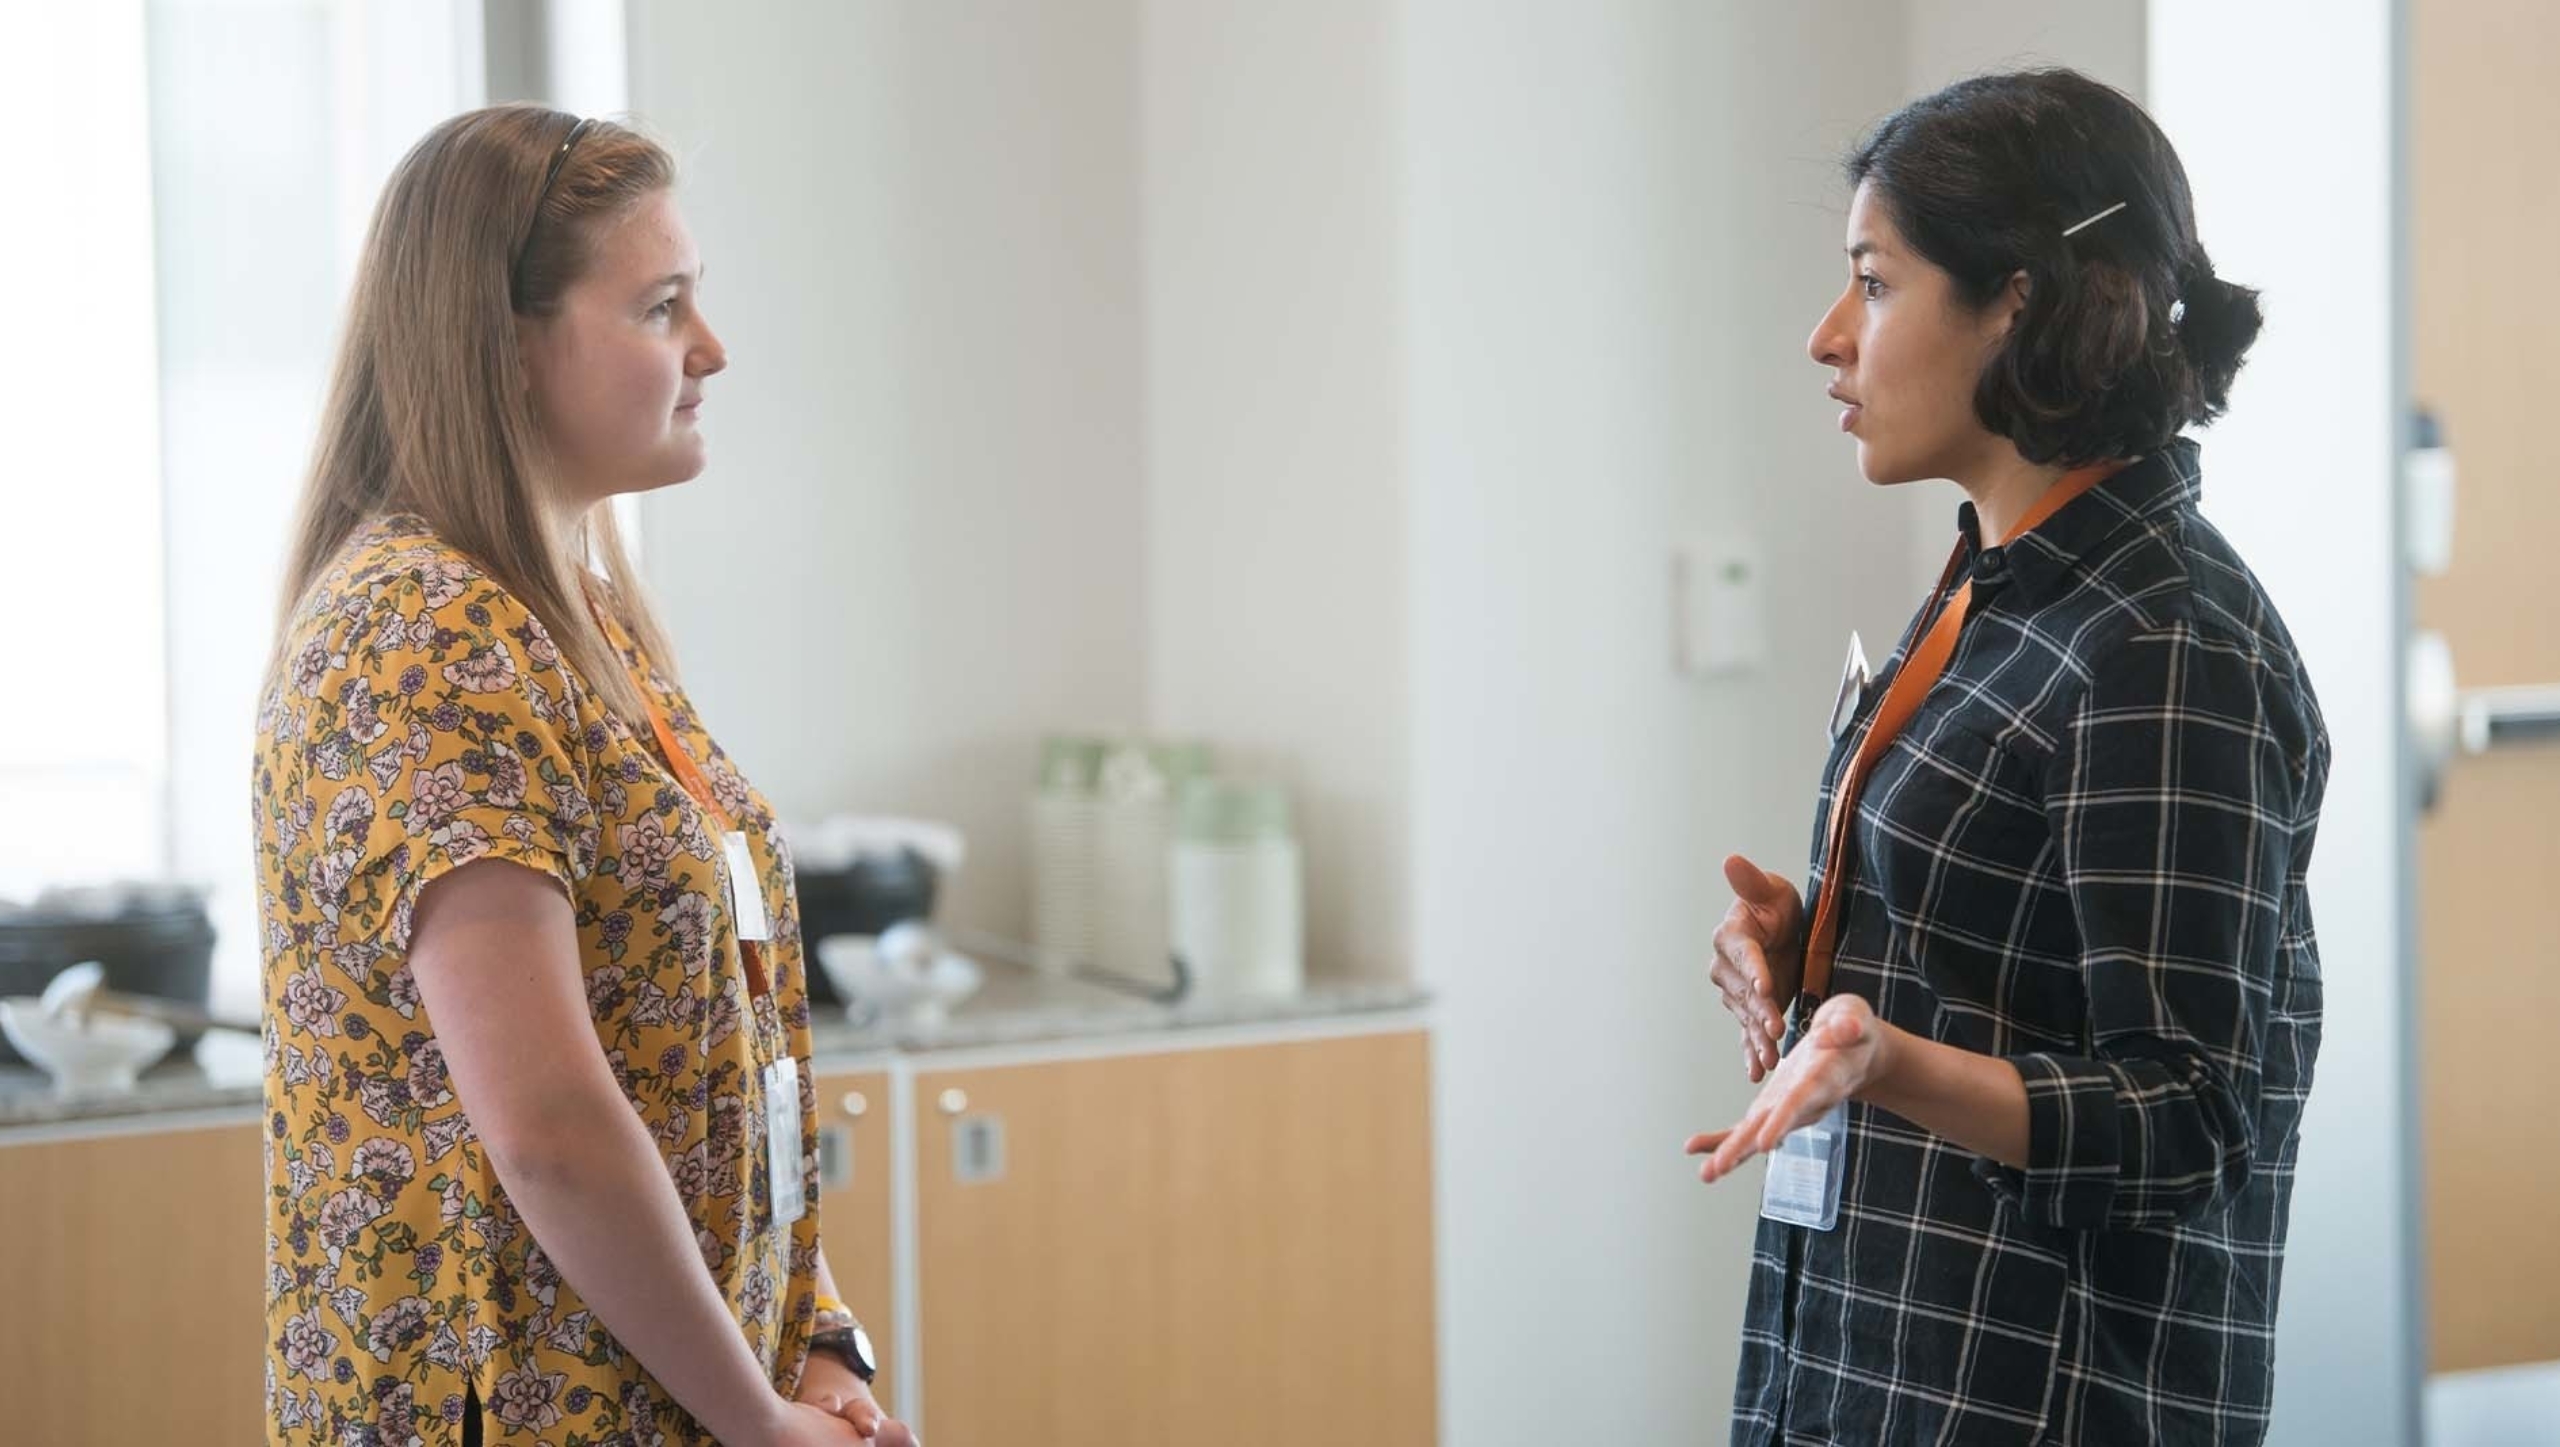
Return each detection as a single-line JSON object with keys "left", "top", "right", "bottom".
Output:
{"left": 1997, "top": 271, "right": 2031, "bottom": 335}
{"left": 1981, "top": 269, "right": 2031, "bottom": 350}
{"left": 515, "top": 314, "right": 540, "bottom": 390}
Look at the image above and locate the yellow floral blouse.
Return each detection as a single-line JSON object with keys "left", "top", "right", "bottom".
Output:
{"left": 252, "top": 513, "right": 821, "bottom": 1445}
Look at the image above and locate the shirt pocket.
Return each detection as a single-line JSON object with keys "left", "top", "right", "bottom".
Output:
{"left": 1851, "top": 716, "right": 2082, "bottom": 1036}
{"left": 1859, "top": 712, "right": 2045, "bottom": 894}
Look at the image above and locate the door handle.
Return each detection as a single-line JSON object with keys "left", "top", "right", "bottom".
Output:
{"left": 2411, "top": 631, "right": 2459, "bottom": 813}
{"left": 2457, "top": 684, "right": 2560, "bottom": 754}
{"left": 2411, "top": 631, "right": 2560, "bottom": 815}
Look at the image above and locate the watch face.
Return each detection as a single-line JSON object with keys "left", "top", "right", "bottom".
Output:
{"left": 851, "top": 1322, "right": 877, "bottom": 1379}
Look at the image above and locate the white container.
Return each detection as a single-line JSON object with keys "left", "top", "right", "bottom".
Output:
{"left": 1172, "top": 840, "right": 1304, "bottom": 1001}
{"left": 812, "top": 932, "right": 985, "bottom": 1030}
{"left": 0, "top": 996, "right": 176, "bottom": 1097}
{"left": 1169, "top": 779, "right": 1304, "bottom": 1001}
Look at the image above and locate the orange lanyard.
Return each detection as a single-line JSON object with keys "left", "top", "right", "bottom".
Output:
{"left": 1799, "top": 461, "right": 2128, "bottom": 1002}
{"left": 644, "top": 700, "right": 733, "bottom": 834}
{"left": 583, "top": 587, "right": 772, "bottom": 999}
{"left": 571, "top": 589, "right": 769, "bottom": 1002}
{"left": 642, "top": 701, "right": 771, "bottom": 1001}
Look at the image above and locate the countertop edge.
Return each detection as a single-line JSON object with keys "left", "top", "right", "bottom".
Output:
{"left": 0, "top": 990, "right": 1433, "bottom": 1145}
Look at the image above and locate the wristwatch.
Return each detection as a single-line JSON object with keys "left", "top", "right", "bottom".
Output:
{"left": 808, "top": 1325, "right": 875, "bottom": 1384}
{"left": 809, "top": 1296, "right": 876, "bottom": 1384}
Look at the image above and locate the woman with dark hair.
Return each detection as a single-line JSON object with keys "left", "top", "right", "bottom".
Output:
{"left": 1685, "top": 70, "right": 2326, "bottom": 1445}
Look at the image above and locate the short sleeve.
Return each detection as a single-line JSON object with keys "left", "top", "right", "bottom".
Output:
{"left": 280, "top": 559, "right": 603, "bottom": 965}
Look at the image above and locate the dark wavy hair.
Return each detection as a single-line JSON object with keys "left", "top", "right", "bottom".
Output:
{"left": 1847, "top": 69, "right": 2262, "bottom": 467}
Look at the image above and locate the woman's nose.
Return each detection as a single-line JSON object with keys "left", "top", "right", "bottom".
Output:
{"left": 1807, "top": 292, "right": 1853, "bottom": 369}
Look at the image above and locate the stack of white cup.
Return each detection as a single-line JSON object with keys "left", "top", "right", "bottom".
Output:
{"left": 1092, "top": 740, "right": 1212, "bottom": 982}
{"left": 1027, "top": 736, "right": 1104, "bottom": 978}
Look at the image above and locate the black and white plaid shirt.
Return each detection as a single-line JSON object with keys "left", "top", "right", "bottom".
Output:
{"left": 1731, "top": 439, "right": 2329, "bottom": 1445}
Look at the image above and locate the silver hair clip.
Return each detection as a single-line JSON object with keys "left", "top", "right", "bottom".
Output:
{"left": 2168, "top": 298, "right": 2188, "bottom": 327}
{"left": 2061, "top": 200, "right": 2127, "bottom": 237}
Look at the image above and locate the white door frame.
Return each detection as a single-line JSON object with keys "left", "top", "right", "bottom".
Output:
{"left": 2148, "top": 2, "right": 2422, "bottom": 1443}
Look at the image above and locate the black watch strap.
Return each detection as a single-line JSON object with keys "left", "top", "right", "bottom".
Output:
{"left": 809, "top": 1323, "right": 876, "bottom": 1384}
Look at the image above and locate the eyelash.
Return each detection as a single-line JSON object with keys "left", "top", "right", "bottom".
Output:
{"left": 647, "top": 297, "right": 677, "bottom": 320}
{"left": 1859, "top": 274, "right": 1884, "bottom": 300}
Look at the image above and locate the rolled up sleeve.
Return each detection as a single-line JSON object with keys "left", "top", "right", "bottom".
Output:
{"left": 1976, "top": 622, "right": 2303, "bottom": 1231}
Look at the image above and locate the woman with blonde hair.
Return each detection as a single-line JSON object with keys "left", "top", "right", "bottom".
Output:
{"left": 254, "top": 105, "right": 913, "bottom": 1445}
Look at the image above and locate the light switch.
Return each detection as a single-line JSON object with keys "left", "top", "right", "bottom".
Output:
{"left": 1673, "top": 535, "right": 1766, "bottom": 676}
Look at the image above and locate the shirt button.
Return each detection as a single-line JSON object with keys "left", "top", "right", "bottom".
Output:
{"left": 1975, "top": 547, "right": 2008, "bottom": 579}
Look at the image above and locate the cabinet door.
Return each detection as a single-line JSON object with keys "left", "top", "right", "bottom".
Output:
{"left": 914, "top": 1030, "right": 1435, "bottom": 1447}
{"left": 809, "top": 1066, "right": 898, "bottom": 1414}
{"left": 0, "top": 1121, "right": 267, "bottom": 1447}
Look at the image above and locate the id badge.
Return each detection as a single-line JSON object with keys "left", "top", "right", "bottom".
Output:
{"left": 764, "top": 1055, "right": 806, "bottom": 1226}
{"left": 1827, "top": 630, "right": 1872, "bottom": 741}
{"left": 722, "top": 830, "right": 772, "bottom": 942}
{"left": 1758, "top": 1096, "right": 1848, "bottom": 1231}
{"left": 1757, "top": 1013, "right": 1849, "bottom": 1231}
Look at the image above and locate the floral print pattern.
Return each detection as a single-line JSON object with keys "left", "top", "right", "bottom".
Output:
{"left": 254, "top": 514, "right": 822, "bottom": 1444}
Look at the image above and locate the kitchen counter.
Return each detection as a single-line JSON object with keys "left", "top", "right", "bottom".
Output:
{"left": 0, "top": 966, "right": 1428, "bottom": 1137}
{"left": 809, "top": 966, "right": 1425, "bottom": 1056}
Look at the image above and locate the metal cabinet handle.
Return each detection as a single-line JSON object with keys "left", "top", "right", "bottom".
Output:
{"left": 937, "top": 1087, "right": 969, "bottom": 1117}
{"left": 839, "top": 1091, "right": 869, "bottom": 1119}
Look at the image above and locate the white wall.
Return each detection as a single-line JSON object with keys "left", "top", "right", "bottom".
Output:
{"left": 154, "top": 3, "right": 486, "bottom": 1017}
{"left": 1898, "top": 0, "right": 2147, "bottom": 582}
{"left": 632, "top": 1, "right": 1416, "bottom": 980}
{"left": 1401, "top": 3, "right": 1916, "bottom": 1437}
{"left": 1139, "top": 0, "right": 1408, "bottom": 984}
{"left": 2148, "top": 3, "right": 2417, "bottom": 1443}
{"left": 1906, "top": 0, "right": 2144, "bottom": 95}
{"left": 629, "top": 2, "right": 1151, "bottom": 940}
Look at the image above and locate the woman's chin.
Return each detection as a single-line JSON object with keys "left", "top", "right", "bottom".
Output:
{"left": 654, "top": 439, "right": 711, "bottom": 489}
{"left": 1852, "top": 441, "right": 1931, "bottom": 487}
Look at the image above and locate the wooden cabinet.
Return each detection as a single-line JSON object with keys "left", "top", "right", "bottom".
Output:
{"left": 911, "top": 1029, "right": 1436, "bottom": 1447}
{"left": 0, "top": 1120, "right": 267, "bottom": 1447}
{"left": 808, "top": 1065, "right": 899, "bottom": 1414}
{"left": 0, "top": 1024, "right": 1436, "bottom": 1445}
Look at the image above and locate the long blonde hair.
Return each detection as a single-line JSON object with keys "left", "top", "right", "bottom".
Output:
{"left": 272, "top": 104, "right": 679, "bottom": 725}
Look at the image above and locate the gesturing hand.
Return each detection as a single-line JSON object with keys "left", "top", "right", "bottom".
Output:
{"left": 1686, "top": 992, "right": 1887, "bottom": 1185}
{"left": 1708, "top": 854, "right": 1807, "bottom": 1083}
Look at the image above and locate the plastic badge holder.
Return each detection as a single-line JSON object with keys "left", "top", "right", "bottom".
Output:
{"left": 1759, "top": 1019, "right": 1848, "bottom": 1232}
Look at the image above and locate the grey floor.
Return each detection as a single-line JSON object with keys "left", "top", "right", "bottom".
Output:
{"left": 2426, "top": 1360, "right": 2560, "bottom": 1445}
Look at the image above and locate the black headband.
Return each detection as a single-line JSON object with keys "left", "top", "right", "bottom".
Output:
{"left": 508, "top": 115, "right": 596, "bottom": 310}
